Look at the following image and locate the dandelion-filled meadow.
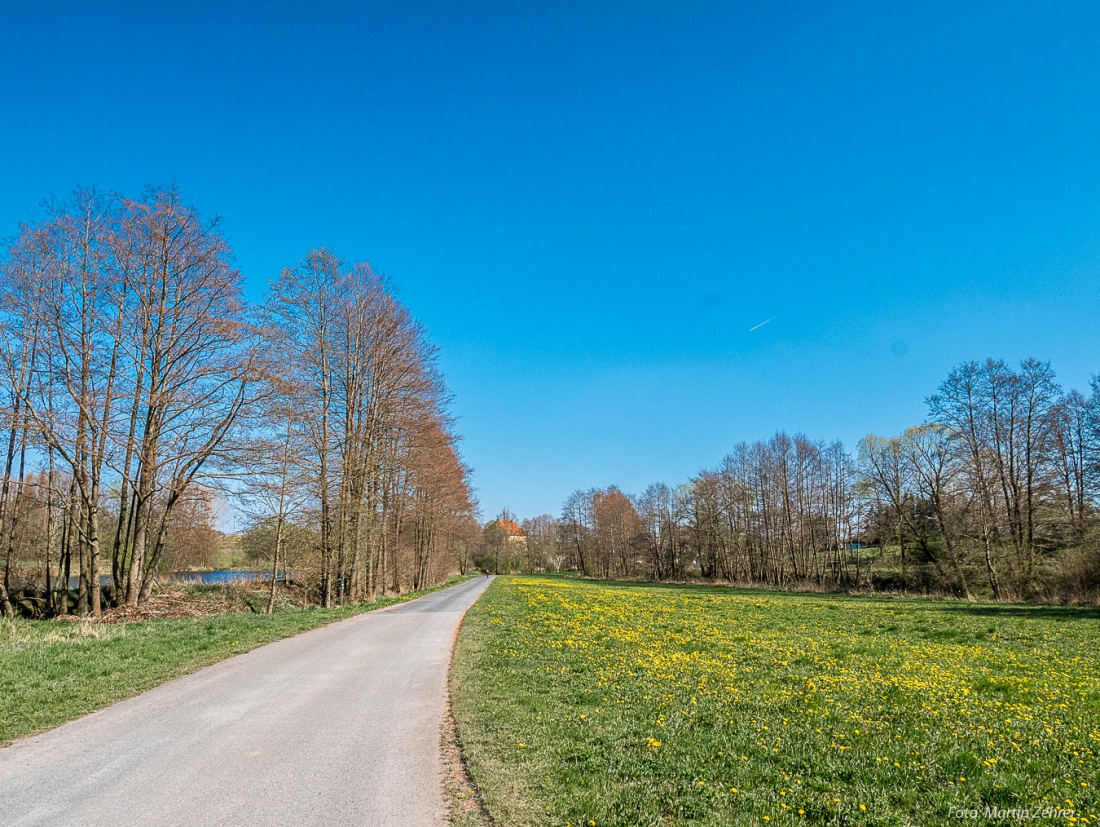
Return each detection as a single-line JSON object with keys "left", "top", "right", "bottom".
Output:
{"left": 451, "top": 577, "right": 1099, "bottom": 827}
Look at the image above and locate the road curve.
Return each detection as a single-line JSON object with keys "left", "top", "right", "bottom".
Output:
{"left": 0, "top": 576, "right": 492, "bottom": 827}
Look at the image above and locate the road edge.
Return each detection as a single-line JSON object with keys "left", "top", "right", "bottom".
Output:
{"left": 443, "top": 576, "right": 495, "bottom": 826}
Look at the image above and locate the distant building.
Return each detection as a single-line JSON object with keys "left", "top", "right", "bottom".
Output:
{"left": 498, "top": 519, "right": 527, "bottom": 545}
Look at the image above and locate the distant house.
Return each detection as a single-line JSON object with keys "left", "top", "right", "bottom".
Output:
{"left": 498, "top": 519, "right": 527, "bottom": 545}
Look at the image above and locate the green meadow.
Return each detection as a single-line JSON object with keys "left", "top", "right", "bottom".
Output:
{"left": 451, "top": 576, "right": 1099, "bottom": 827}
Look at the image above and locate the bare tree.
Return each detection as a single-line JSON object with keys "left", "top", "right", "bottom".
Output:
{"left": 266, "top": 249, "right": 475, "bottom": 604}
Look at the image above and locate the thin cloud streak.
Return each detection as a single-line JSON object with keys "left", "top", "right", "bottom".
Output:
{"left": 748, "top": 315, "right": 777, "bottom": 332}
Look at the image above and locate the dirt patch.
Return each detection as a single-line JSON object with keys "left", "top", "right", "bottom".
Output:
{"left": 442, "top": 703, "right": 493, "bottom": 827}
{"left": 59, "top": 581, "right": 305, "bottom": 623}
{"left": 443, "top": 578, "right": 494, "bottom": 826}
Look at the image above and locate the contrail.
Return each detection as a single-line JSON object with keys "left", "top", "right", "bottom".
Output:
{"left": 748, "top": 315, "right": 776, "bottom": 332}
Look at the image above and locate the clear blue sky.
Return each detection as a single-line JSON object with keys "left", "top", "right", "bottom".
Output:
{"left": 3, "top": 1, "right": 1100, "bottom": 521}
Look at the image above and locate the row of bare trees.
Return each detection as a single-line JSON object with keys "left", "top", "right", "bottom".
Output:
{"left": 531, "top": 437, "right": 863, "bottom": 587}
{"left": 508, "top": 359, "right": 1099, "bottom": 602}
{"left": 0, "top": 187, "right": 478, "bottom": 617}
{"left": 247, "top": 250, "right": 480, "bottom": 608}
{"left": 862, "top": 358, "right": 1097, "bottom": 600}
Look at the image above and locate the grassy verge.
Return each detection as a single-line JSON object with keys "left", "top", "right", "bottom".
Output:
{"left": 451, "top": 575, "right": 1099, "bottom": 827}
{"left": 0, "top": 574, "right": 474, "bottom": 745}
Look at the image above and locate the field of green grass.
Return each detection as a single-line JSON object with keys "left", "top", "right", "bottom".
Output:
{"left": 451, "top": 576, "right": 1099, "bottom": 827}
{"left": 0, "top": 575, "right": 472, "bottom": 745}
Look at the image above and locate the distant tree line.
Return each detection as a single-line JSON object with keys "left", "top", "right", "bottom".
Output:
{"left": 490, "top": 359, "right": 1100, "bottom": 603}
{"left": 0, "top": 186, "right": 479, "bottom": 617}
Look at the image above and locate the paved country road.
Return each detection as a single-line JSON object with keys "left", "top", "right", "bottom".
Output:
{"left": 0, "top": 576, "right": 493, "bottom": 827}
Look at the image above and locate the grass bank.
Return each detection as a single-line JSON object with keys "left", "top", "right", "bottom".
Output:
{"left": 451, "top": 575, "right": 1099, "bottom": 827}
{"left": 1, "top": 574, "right": 474, "bottom": 745}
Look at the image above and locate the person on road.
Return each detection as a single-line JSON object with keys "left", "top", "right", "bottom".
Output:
{"left": 484, "top": 568, "right": 490, "bottom": 577}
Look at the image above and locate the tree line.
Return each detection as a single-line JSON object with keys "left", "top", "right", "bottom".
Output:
{"left": 487, "top": 359, "right": 1100, "bottom": 602}
{"left": 0, "top": 186, "right": 479, "bottom": 617}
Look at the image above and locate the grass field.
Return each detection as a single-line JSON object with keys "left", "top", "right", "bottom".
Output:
{"left": 0, "top": 574, "right": 472, "bottom": 745}
{"left": 451, "top": 576, "right": 1099, "bottom": 827}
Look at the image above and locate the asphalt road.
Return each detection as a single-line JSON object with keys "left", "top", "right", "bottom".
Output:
{"left": 0, "top": 576, "right": 493, "bottom": 827}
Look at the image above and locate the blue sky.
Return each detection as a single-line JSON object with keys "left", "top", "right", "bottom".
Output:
{"left": 3, "top": 1, "right": 1100, "bottom": 521}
